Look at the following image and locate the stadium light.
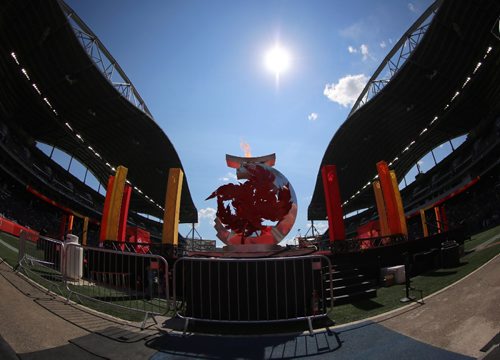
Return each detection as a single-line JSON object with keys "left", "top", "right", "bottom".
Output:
{"left": 43, "top": 98, "right": 52, "bottom": 108}
{"left": 10, "top": 52, "right": 19, "bottom": 65}
{"left": 21, "top": 68, "right": 30, "bottom": 80}
{"left": 32, "top": 83, "right": 41, "bottom": 95}
{"left": 473, "top": 62, "right": 482, "bottom": 74}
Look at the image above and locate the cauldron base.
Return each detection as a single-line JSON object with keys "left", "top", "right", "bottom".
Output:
{"left": 223, "top": 244, "right": 282, "bottom": 253}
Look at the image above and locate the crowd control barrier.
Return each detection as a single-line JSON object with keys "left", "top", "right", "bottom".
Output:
{"left": 16, "top": 233, "right": 170, "bottom": 329}
{"left": 65, "top": 243, "right": 170, "bottom": 328}
{"left": 16, "top": 234, "right": 333, "bottom": 332}
{"left": 173, "top": 255, "right": 333, "bottom": 332}
{"left": 17, "top": 233, "right": 66, "bottom": 295}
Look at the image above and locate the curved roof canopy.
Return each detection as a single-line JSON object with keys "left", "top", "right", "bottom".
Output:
{"left": 309, "top": 0, "right": 500, "bottom": 220}
{"left": 0, "top": 0, "right": 198, "bottom": 222}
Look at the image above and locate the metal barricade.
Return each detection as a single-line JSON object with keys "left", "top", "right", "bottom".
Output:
{"left": 64, "top": 243, "right": 170, "bottom": 329}
{"left": 173, "top": 255, "right": 333, "bottom": 331}
{"left": 16, "top": 233, "right": 66, "bottom": 295}
{"left": 331, "top": 234, "right": 407, "bottom": 253}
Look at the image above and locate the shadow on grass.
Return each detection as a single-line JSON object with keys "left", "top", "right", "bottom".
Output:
{"left": 73, "top": 297, "right": 149, "bottom": 322}
{"left": 352, "top": 299, "right": 384, "bottom": 311}
{"left": 421, "top": 271, "right": 457, "bottom": 277}
{"left": 39, "top": 273, "right": 64, "bottom": 282}
{"left": 92, "top": 295, "right": 147, "bottom": 302}
{"left": 420, "top": 261, "right": 470, "bottom": 277}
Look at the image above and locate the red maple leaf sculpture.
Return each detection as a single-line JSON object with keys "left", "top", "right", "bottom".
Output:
{"left": 206, "top": 164, "right": 292, "bottom": 242}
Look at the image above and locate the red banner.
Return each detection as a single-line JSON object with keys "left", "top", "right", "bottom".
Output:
{"left": 0, "top": 215, "right": 39, "bottom": 242}
{"left": 26, "top": 185, "right": 99, "bottom": 224}
{"left": 406, "top": 176, "right": 480, "bottom": 219}
{"left": 117, "top": 184, "right": 132, "bottom": 242}
{"left": 321, "top": 165, "right": 345, "bottom": 242}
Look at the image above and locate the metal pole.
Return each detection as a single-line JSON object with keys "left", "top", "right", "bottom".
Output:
{"left": 400, "top": 252, "right": 415, "bottom": 303}
{"left": 192, "top": 223, "right": 195, "bottom": 251}
{"left": 430, "top": 149, "right": 438, "bottom": 166}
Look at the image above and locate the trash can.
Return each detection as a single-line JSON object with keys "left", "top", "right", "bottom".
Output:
{"left": 63, "top": 234, "right": 83, "bottom": 281}
{"left": 380, "top": 265, "right": 406, "bottom": 284}
{"left": 440, "top": 240, "right": 460, "bottom": 268}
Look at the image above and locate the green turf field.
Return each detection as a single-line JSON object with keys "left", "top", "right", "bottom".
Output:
{"left": 329, "top": 225, "right": 500, "bottom": 325}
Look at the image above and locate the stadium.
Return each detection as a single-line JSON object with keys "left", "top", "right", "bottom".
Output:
{"left": 0, "top": 0, "right": 499, "bottom": 359}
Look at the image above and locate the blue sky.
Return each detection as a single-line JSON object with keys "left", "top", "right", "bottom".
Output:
{"left": 64, "top": 0, "right": 436, "bottom": 245}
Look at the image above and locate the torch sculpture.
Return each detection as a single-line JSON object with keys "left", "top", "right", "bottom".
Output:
{"left": 207, "top": 154, "right": 297, "bottom": 251}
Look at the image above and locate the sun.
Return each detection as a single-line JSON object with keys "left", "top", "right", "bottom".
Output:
{"left": 264, "top": 45, "right": 290, "bottom": 79}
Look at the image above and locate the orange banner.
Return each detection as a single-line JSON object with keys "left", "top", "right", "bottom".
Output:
{"left": 376, "top": 161, "right": 402, "bottom": 235}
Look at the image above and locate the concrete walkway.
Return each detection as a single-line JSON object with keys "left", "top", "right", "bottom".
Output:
{"left": 0, "top": 253, "right": 498, "bottom": 359}
{"left": 0, "top": 261, "right": 89, "bottom": 356}
{"left": 0, "top": 260, "right": 157, "bottom": 359}
{"left": 375, "top": 254, "right": 500, "bottom": 358}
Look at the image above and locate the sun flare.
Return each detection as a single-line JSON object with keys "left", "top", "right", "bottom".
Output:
{"left": 264, "top": 45, "right": 290, "bottom": 79}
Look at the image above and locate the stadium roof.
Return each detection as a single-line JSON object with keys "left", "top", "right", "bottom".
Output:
{"left": 308, "top": 0, "right": 500, "bottom": 220}
{"left": 0, "top": 0, "right": 198, "bottom": 223}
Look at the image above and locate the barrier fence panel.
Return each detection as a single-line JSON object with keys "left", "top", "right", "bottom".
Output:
{"left": 64, "top": 243, "right": 170, "bottom": 328}
{"left": 15, "top": 234, "right": 170, "bottom": 328}
{"left": 173, "top": 255, "right": 333, "bottom": 329}
{"left": 16, "top": 233, "right": 66, "bottom": 295}
{"left": 331, "top": 234, "right": 407, "bottom": 253}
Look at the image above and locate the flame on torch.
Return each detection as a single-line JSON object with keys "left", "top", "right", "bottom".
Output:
{"left": 240, "top": 140, "right": 252, "bottom": 158}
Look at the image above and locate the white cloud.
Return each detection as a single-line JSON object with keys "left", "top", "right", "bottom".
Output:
{"left": 218, "top": 172, "right": 237, "bottom": 182}
{"left": 324, "top": 74, "right": 369, "bottom": 107}
{"left": 380, "top": 41, "right": 387, "bottom": 49}
{"left": 360, "top": 44, "right": 371, "bottom": 61}
{"left": 347, "top": 44, "right": 374, "bottom": 61}
{"left": 340, "top": 22, "right": 364, "bottom": 40}
{"left": 307, "top": 112, "right": 318, "bottom": 121}
{"left": 408, "top": 3, "right": 417, "bottom": 13}
{"left": 198, "top": 207, "right": 216, "bottom": 225}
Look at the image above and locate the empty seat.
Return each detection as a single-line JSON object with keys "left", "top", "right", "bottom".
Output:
{"left": 66, "top": 181, "right": 74, "bottom": 192}
{"left": 0, "top": 123, "right": 8, "bottom": 142}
